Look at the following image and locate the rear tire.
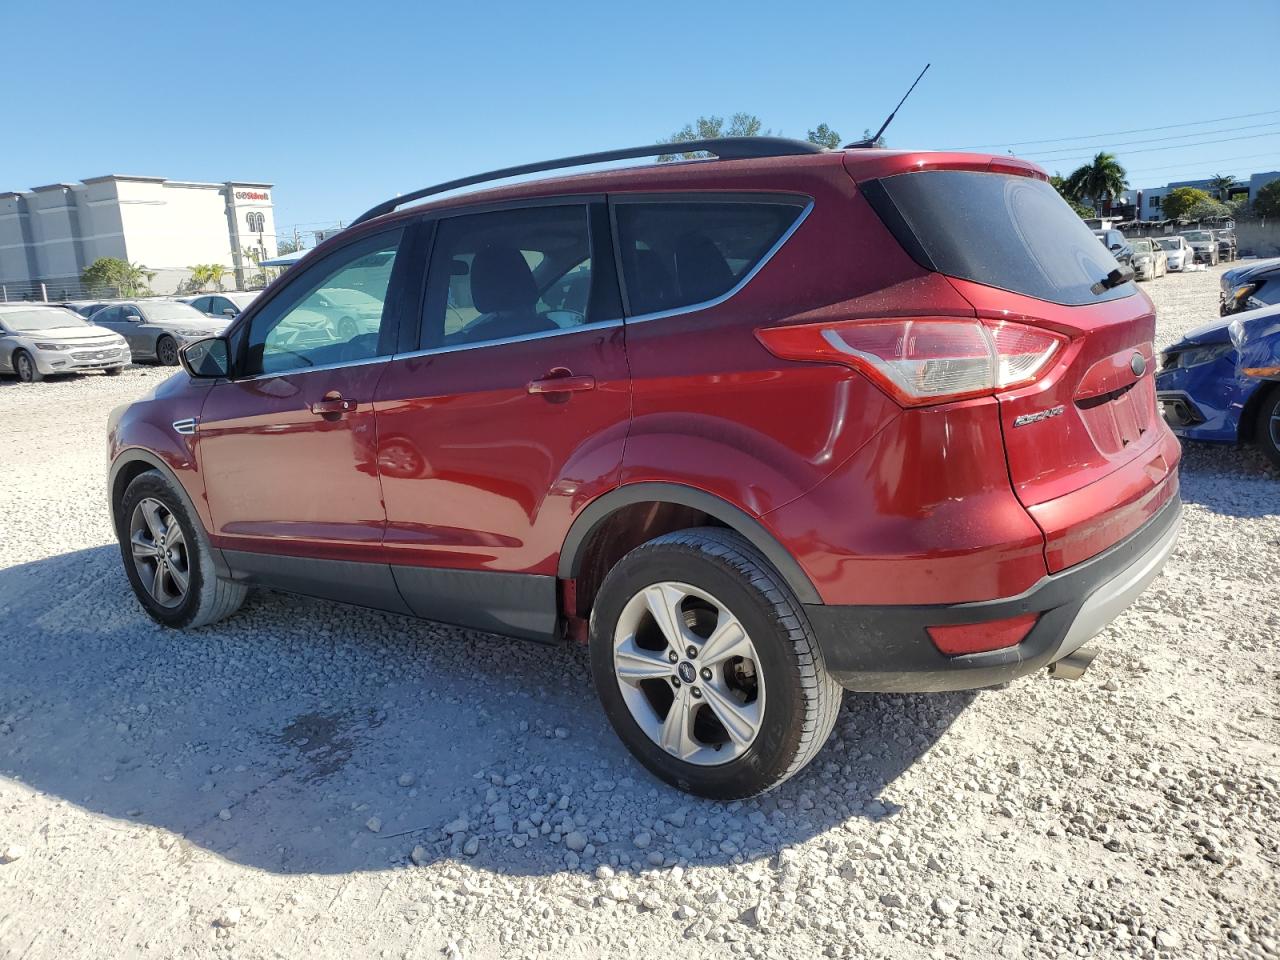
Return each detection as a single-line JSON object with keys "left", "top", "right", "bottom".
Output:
{"left": 156, "top": 336, "right": 179, "bottom": 366}
{"left": 115, "top": 470, "right": 247, "bottom": 628}
{"left": 589, "top": 527, "right": 842, "bottom": 799}
{"left": 14, "top": 350, "right": 41, "bottom": 382}
{"left": 1255, "top": 387, "right": 1280, "bottom": 471}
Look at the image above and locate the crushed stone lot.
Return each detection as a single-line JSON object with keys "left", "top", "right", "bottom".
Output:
{"left": 1, "top": 265, "right": 1277, "bottom": 959}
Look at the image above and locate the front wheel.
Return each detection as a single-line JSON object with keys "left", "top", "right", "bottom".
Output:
{"left": 116, "top": 470, "right": 247, "bottom": 628}
{"left": 589, "top": 528, "right": 842, "bottom": 799}
{"left": 13, "top": 350, "right": 41, "bottom": 382}
{"left": 156, "top": 336, "right": 179, "bottom": 366}
{"left": 1256, "top": 387, "right": 1280, "bottom": 471}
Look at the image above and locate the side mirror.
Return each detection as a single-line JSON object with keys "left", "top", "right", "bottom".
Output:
{"left": 222, "top": 308, "right": 237, "bottom": 317}
{"left": 180, "top": 337, "right": 230, "bottom": 379}
{"left": 1110, "top": 243, "right": 1122, "bottom": 251}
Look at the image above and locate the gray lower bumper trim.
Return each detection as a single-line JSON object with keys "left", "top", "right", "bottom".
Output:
{"left": 1057, "top": 509, "right": 1182, "bottom": 656}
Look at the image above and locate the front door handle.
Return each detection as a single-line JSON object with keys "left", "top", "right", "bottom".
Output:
{"left": 310, "top": 392, "right": 358, "bottom": 416}
{"left": 528, "top": 369, "right": 596, "bottom": 395}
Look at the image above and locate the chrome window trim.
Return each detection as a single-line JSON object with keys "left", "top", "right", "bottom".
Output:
{"left": 392, "top": 318, "right": 624, "bottom": 361}
{"left": 229, "top": 354, "right": 390, "bottom": 383}
{"left": 617, "top": 199, "right": 814, "bottom": 325}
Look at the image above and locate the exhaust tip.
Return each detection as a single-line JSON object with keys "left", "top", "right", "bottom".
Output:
{"left": 1048, "top": 647, "right": 1097, "bottom": 681}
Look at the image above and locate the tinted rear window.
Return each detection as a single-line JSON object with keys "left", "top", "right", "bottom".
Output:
{"left": 614, "top": 199, "right": 806, "bottom": 317}
{"left": 865, "top": 170, "right": 1135, "bottom": 306}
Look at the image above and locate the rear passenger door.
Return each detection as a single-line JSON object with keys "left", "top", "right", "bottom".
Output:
{"left": 611, "top": 195, "right": 827, "bottom": 512}
{"left": 373, "top": 200, "right": 629, "bottom": 639}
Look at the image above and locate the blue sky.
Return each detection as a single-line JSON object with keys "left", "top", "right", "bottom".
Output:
{"left": 5, "top": 0, "right": 1278, "bottom": 244}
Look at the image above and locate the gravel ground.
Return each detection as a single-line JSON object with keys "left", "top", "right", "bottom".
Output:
{"left": 1, "top": 265, "right": 1277, "bottom": 960}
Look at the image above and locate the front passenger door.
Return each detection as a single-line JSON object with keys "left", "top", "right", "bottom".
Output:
{"left": 197, "top": 226, "right": 414, "bottom": 606}
{"left": 373, "top": 202, "right": 630, "bottom": 639}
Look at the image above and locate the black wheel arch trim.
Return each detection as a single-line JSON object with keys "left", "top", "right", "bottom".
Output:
{"left": 558, "top": 482, "right": 822, "bottom": 605}
{"left": 108, "top": 448, "right": 232, "bottom": 578}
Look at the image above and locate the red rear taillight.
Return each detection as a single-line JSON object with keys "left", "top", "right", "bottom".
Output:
{"left": 926, "top": 613, "right": 1038, "bottom": 656}
{"left": 757, "top": 318, "right": 1068, "bottom": 407}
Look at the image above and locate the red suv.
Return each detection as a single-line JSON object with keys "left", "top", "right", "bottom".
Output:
{"left": 108, "top": 137, "right": 1181, "bottom": 799}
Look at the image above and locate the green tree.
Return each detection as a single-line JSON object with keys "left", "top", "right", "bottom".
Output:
{"left": 1161, "top": 186, "right": 1213, "bottom": 221}
{"left": 659, "top": 113, "right": 770, "bottom": 161}
{"left": 806, "top": 123, "right": 842, "bottom": 149}
{"left": 1254, "top": 179, "right": 1280, "bottom": 219}
{"left": 1207, "top": 174, "right": 1235, "bottom": 200}
{"left": 1051, "top": 173, "right": 1099, "bottom": 219}
{"left": 81, "top": 257, "right": 154, "bottom": 297}
{"left": 1064, "top": 152, "right": 1128, "bottom": 216}
{"left": 1184, "top": 198, "right": 1232, "bottom": 221}
{"left": 207, "top": 264, "right": 227, "bottom": 292}
{"left": 276, "top": 237, "right": 305, "bottom": 255}
{"left": 187, "top": 264, "right": 213, "bottom": 291}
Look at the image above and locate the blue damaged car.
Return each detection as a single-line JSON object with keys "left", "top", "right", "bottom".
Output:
{"left": 1156, "top": 302, "right": 1280, "bottom": 469}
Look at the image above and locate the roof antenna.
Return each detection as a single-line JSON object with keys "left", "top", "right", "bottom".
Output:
{"left": 844, "top": 63, "right": 930, "bottom": 148}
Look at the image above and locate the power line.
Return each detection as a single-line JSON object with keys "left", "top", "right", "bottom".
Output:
{"left": 1123, "top": 150, "right": 1280, "bottom": 177}
{"left": 944, "top": 108, "right": 1280, "bottom": 150}
{"left": 1022, "top": 122, "right": 1280, "bottom": 158}
{"left": 1037, "top": 131, "right": 1280, "bottom": 168}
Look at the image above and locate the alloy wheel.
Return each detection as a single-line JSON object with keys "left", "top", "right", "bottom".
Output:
{"left": 129, "top": 497, "right": 190, "bottom": 608}
{"left": 157, "top": 338, "right": 178, "bottom": 365}
{"left": 612, "top": 581, "right": 765, "bottom": 765}
{"left": 15, "top": 352, "right": 35, "bottom": 382}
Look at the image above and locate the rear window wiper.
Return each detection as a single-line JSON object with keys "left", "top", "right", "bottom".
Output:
{"left": 1091, "top": 267, "right": 1134, "bottom": 295}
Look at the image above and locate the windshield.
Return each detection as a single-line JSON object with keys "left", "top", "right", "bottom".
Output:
{"left": 1184, "top": 231, "right": 1212, "bottom": 242}
{"left": 0, "top": 307, "right": 90, "bottom": 332}
{"left": 139, "top": 302, "right": 208, "bottom": 322}
{"left": 866, "top": 170, "right": 1133, "bottom": 305}
{"left": 226, "top": 293, "right": 258, "bottom": 308}
{"left": 1130, "top": 239, "right": 1154, "bottom": 253}
{"left": 1156, "top": 239, "right": 1178, "bottom": 250}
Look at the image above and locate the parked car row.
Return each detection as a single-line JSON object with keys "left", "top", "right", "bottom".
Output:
{"left": 1092, "top": 228, "right": 1237, "bottom": 280}
{"left": 1, "top": 291, "right": 266, "bottom": 382}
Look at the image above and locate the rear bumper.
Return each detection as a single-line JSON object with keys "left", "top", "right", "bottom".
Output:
{"left": 805, "top": 495, "right": 1181, "bottom": 692}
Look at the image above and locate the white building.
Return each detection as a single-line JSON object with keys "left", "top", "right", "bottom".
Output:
{"left": 1137, "top": 171, "right": 1279, "bottom": 220}
{"left": 0, "top": 175, "right": 277, "bottom": 299}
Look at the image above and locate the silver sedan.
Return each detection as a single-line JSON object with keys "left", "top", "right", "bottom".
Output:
{"left": 89, "top": 300, "right": 229, "bottom": 365}
{"left": 0, "top": 304, "right": 131, "bottom": 382}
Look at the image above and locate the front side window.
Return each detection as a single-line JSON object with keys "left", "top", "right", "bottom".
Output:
{"left": 245, "top": 228, "right": 403, "bottom": 375}
{"left": 421, "top": 205, "right": 594, "bottom": 348}
{"left": 613, "top": 199, "right": 806, "bottom": 317}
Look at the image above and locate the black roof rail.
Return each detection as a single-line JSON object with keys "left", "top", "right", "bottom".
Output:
{"left": 350, "top": 136, "right": 827, "bottom": 226}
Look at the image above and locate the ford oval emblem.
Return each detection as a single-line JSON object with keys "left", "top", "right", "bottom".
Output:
{"left": 1130, "top": 353, "right": 1147, "bottom": 377}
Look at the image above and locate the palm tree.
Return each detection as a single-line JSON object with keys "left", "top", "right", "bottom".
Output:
{"left": 1065, "top": 152, "right": 1129, "bottom": 216}
{"left": 1207, "top": 173, "right": 1235, "bottom": 201}
{"left": 207, "top": 264, "right": 227, "bottom": 292}
{"left": 188, "top": 264, "right": 212, "bottom": 292}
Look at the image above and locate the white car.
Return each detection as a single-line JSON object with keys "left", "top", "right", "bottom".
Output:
{"left": 1181, "top": 230, "right": 1219, "bottom": 266}
{"left": 1128, "top": 238, "right": 1168, "bottom": 280}
{"left": 0, "top": 303, "right": 131, "bottom": 382}
{"left": 1155, "top": 236, "right": 1194, "bottom": 272}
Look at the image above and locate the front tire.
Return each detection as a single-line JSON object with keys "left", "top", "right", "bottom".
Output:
{"left": 104, "top": 366, "right": 123, "bottom": 377}
{"left": 589, "top": 528, "right": 841, "bottom": 799}
{"left": 115, "top": 470, "right": 247, "bottom": 628}
{"left": 156, "top": 336, "right": 179, "bottom": 366}
{"left": 13, "top": 350, "right": 41, "bottom": 382}
{"left": 1256, "top": 387, "right": 1280, "bottom": 471}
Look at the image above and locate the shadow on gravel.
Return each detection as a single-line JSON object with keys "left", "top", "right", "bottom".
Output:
{"left": 0, "top": 545, "right": 968, "bottom": 878}
{"left": 1177, "top": 441, "right": 1280, "bottom": 518}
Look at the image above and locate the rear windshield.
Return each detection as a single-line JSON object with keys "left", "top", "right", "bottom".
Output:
{"left": 865, "top": 170, "right": 1135, "bottom": 306}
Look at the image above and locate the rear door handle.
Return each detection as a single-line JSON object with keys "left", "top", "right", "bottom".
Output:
{"left": 310, "top": 392, "right": 358, "bottom": 415}
{"left": 527, "top": 373, "right": 596, "bottom": 395}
